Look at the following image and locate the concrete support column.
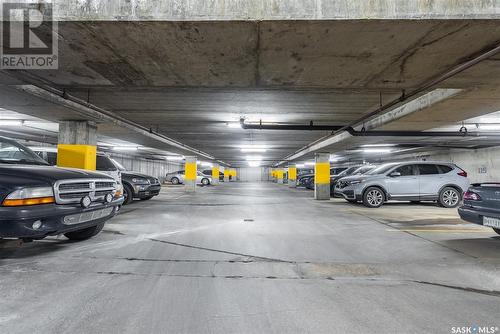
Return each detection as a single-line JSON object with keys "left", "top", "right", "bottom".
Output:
{"left": 223, "top": 168, "right": 230, "bottom": 182}
{"left": 211, "top": 163, "right": 220, "bottom": 185}
{"left": 184, "top": 156, "right": 197, "bottom": 193}
{"left": 314, "top": 153, "right": 330, "bottom": 200}
{"left": 288, "top": 164, "right": 297, "bottom": 188}
{"left": 276, "top": 168, "right": 284, "bottom": 184}
{"left": 57, "top": 121, "right": 97, "bottom": 170}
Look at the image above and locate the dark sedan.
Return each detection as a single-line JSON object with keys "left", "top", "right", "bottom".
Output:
{"left": 458, "top": 183, "right": 500, "bottom": 235}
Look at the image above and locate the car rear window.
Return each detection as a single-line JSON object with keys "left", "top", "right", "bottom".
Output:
{"left": 437, "top": 165, "right": 453, "bottom": 174}
{"left": 418, "top": 164, "right": 439, "bottom": 175}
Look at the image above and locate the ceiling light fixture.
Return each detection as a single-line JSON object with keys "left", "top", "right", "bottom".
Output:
{"left": 227, "top": 122, "right": 242, "bottom": 129}
{"left": 361, "top": 143, "right": 397, "bottom": 147}
{"left": 113, "top": 146, "right": 138, "bottom": 151}
{"left": 245, "top": 155, "right": 263, "bottom": 161}
{"left": 166, "top": 155, "right": 184, "bottom": 161}
{"left": 362, "top": 148, "right": 392, "bottom": 154}
{"left": 0, "top": 120, "right": 23, "bottom": 126}
{"left": 479, "top": 124, "right": 500, "bottom": 131}
{"left": 248, "top": 161, "right": 261, "bottom": 167}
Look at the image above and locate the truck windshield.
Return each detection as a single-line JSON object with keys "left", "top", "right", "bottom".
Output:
{"left": 0, "top": 138, "right": 49, "bottom": 165}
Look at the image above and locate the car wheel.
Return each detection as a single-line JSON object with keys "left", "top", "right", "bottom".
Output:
{"left": 201, "top": 178, "right": 210, "bottom": 185}
{"left": 439, "top": 187, "right": 461, "bottom": 208}
{"left": 171, "top": 177, "right": 180, "bottom": 185}
{"left": 140, "top": 196, "right": 154, "bottom": 201}
{"left": 363, "top": 187, "right": 385, "bottom": 208}
{"left": 64, "top": 223, "right": 105, "bottom": 241}
{"left": 493, "top": 228, "right": 500, "bottom": 236}
{"left": 123, "top": 184, "right": 134, "bottom": 205}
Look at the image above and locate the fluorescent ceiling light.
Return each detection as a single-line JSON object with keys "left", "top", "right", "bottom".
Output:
{"left": 362, "top": 148, "right": 392, "bottom": 154}
{"left": 113, "top": 146, "right": 138, "bottom": 151}
{"left": 23, "top": 121, "right": 58, "bottom": 132}
{"left": 304, "top": 161, "right": 315, "bottom": 166}
{"left": 199, "top": 161, "right": 213, "bottom": 167}
{"left": 296, "top": 164, "right": 305, "bottom": 168}
{"left": 248, "top": 161, "right": 261, "bottom": 167}
{"left": 241, "top": 148, "right": 267, "bottom": 152}
{"left": 227, "top": 122, "right": 242, "bottom": 129}
{"left": 361, "top": 144, "right": 397, "bottom": 147}
{"left": 0, "top": 120, "right": 23, "bottom": 126}
{"left": 479, "top": 124, "right": 500, "bottom": 131}
{"left": 245, "top": 155, "right": 263, "bottom": 161}
{"left": 166, "top": 156, "right": 184, "bottom": 161}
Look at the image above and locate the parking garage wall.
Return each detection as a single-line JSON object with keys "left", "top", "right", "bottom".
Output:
{"left": 108, "top": 152, "right": 182, "bottom": 182}
{"left": 423, "top": 147, "right": 500, "bottom": 183}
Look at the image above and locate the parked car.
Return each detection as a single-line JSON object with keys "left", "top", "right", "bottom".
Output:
{"left": 202, "top": 169, "right": 225, "bottom": 181}
{"left": 109, "top": 159, "right": 161, "bottom": 205}
{"left": 300, "top": 167, "right": 348, "bottom": 189}
{"left": 335, "top": 162, "right": 469, "bottom": 208}
{"left": 0, "top": 137, "right": 123, "bottom": 241}
{"left": 166, "top": 170, "right": 212, "bottom": 185}
{"left": 331, "top": 165, "right": 377, "bottom": 195}
{"left": 458, "top": 183, "right": 500, "bottom": 236}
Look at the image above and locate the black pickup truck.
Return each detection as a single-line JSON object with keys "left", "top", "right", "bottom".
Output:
{"left": 0, "top": 137, "right": 124, "bottom": 241}
{"left": 459, "top": 183, "right": 500, "bottom": 236}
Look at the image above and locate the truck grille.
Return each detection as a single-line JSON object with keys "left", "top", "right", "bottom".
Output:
{"left": 54, "top": 179, "right": 117, "bottom": 204}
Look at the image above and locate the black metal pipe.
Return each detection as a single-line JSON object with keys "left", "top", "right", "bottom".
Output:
{"left": 345, "top": 127, "right": 478, "bottom": 137}
{"left": 241, "top": 120, "right": 343, "bottom": 131}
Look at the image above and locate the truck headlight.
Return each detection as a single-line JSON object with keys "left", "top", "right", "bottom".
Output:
{"left": 2, "top": 187, "right": 55, "bottom": 206}
{"left": 114, "top": 183, "right": 123, "bottom": 198}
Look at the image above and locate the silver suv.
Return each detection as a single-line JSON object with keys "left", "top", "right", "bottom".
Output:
{"left": 335, "top": 162, "right": 469, "bottom": 208}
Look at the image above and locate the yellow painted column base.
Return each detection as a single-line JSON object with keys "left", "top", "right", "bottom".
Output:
{"left": 57, "top": 144, "right": 96, "bottom": 170}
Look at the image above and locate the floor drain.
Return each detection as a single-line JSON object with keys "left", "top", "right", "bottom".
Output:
{"left": 244, "top": 219, "right": 254, "bottom": 222}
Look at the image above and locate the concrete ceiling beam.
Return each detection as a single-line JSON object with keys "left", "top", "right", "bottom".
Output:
{"left": 53, "top": 0, "right": 500, "bottom": 21}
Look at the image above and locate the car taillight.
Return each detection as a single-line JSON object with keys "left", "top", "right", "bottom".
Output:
{"left": 463, "top": 190, "right": 481, "bottom": 201}
{"left": 457, "top": 170, "right": 467, "bottom": 177}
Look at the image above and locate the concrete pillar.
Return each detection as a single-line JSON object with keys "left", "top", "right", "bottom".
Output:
{"left": 223, "top": 168, "right": 230, "bottom": 182}
{"left": 184, "top": 156, "right": 197, "bottom": 192}
{"left": 211, "top": 163, "right": 220, "bottom": 185}
{"left": 57, "top": 121, "right": 97, "bottom": 170}
{"left": 314, "top": 153, "right": 330, "bottom": 200}
{"left": 288, "top": 164, "right": 297, "bottom": 188}
{"left": 276, "top": 168, "right": 284, "bottom": 184}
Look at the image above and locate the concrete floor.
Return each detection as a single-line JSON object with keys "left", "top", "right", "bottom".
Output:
{"left": 1, "top": 182, "right": 500, "bottom": 334}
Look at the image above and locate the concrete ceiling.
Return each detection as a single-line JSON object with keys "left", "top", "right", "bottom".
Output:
{"left": 1, "top": 19, "right": 500, "bottom": 166}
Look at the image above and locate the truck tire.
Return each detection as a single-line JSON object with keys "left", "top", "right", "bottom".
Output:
{"left": 123, "top": 184, "right": 134, "bottom": 205}
{"left": 64, "top": 223, "right": 105, "bottom": 241}
{"left": 363, "top": 187, "right": 385, "bottom": 208}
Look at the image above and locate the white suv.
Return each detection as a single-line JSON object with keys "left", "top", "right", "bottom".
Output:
{"left": 335, "top": 162, "right": 470, "bottom": 208}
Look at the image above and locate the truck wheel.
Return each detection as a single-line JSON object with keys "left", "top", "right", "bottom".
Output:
{"left": 439, "top": 187, "right": 461, "bottom": 208}
{"left": 493, "top": 228, "right": 500, "bottom": 236}
{"left": 64, "top": 223, "right": 105, "bottom": 241}
{"left": 140, "top": 196, "right": 154, "bottom": 201}
{"left": 123, "top": 184, "right": 134, "bottom": 205}
{"left": 171, "top": 177, "right": 180, "bottom": 185}
{"left": 363, "top": 187, "right": 385, "bottom": 208}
